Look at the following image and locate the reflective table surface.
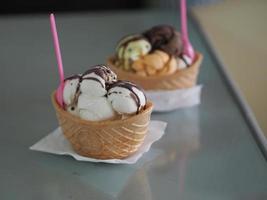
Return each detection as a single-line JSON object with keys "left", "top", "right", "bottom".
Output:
{"left": 0, "top": 11, "right": 266, "bottom": 200}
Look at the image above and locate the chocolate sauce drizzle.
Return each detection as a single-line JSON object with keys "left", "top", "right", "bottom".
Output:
{"left": 180, "top": 55, "right": 189, "bottom": 67}
{"left": 64, "top": 74, "right": 81, "bottom": 81}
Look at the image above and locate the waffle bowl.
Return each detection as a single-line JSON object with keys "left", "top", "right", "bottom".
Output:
{"left": 107, "top": 52, "right": 203, "bottom": 90}
{"left": 51, "top": 92, "right": 153, "bottom": 160}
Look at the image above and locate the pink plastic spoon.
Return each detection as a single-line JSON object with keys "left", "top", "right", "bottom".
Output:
{"left": 180, "top": 0, "right": 195, "bottom": 60}
{"left": 50, "top": 13, "right": 65, "bottom": 107}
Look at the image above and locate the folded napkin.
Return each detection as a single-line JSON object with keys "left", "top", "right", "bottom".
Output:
{"left": 30, "top": 120, "right": 167, "bottom": 164}
{"left": 146, "top": 85, "right": 202, "bottom": 112}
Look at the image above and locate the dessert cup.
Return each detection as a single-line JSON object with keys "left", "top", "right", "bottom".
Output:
{"left": 51, "top": 92, "right": 153, "bottom": 159}
{"left": 107, "top": 52, "right": 203, "bottom": 90}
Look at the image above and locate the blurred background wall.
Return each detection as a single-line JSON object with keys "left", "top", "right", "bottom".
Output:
{"left": 192, "top": 0, "right": 267, "bottom": 135}
{"left": 0, "top": 0, "right": 144, "bottom": 14}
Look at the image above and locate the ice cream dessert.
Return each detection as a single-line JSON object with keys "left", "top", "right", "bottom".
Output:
{"left": 52, "top": 65, "right": 153, "bottom": 159}
{"left": 107, "top": 25, "right": 203, "bottom": 90}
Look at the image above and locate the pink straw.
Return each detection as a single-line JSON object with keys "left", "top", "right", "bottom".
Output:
{"left": 50, "top": 13, "right": 65, "bottom": 107}
{"left": 180, "top": 0, "right": 195, "bottom": 60}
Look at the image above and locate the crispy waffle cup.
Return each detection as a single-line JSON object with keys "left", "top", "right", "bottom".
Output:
{"left": 107, "top": 52, "right": 203, "bottom": 90}
{"left": 51, "top": 92, "right": 153, "bottom": 160}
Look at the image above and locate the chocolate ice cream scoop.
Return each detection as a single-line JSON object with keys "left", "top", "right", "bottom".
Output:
{"left": 143, "top": 25, "right": 183, "bottom": 57}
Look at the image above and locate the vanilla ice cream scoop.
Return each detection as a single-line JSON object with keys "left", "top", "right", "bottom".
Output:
{"left": 107, "top": 81, "right": 146, "bottom": 115}
{"left": 63, "top": 75, "right": 81, "bottom": 105}
{"left": 79, "top": 77, "right": 106, "bottom": 97}
{"left": 77, "top": 94, "right": 115, "bottom": 121}
{"left": 82, "top": 65, "right": 117, "bottom": 84}
{"left": 177, "top": 54, "right": 193, "bottom": 70}
{"left": 80, "top": 65, "right": 117, "bottom": 97}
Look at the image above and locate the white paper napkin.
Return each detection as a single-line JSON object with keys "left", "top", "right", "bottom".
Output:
{"left": 30, "top": 120, "right": 167, "bottom": 164}
{"left": 146, "top": 85, "right": 202, "bottom": 112}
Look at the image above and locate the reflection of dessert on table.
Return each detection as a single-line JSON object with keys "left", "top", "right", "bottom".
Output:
{"left": 119, "top": 168, "right": 152, "bottom": 200}
{"left": 52, "top": 65, "right": 153, "bottom": 159}
{"left": 108, "top": 25, "right": 203, "bottom": 90}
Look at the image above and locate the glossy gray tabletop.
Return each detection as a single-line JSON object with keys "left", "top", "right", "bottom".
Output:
{"left": 0, "top": 11, "right": 267, "bottom": 200}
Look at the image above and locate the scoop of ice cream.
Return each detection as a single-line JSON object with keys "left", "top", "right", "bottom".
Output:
{"left": 77, "top": 94, "right": 115, "bottom": 121}
{"left": 143, "top": 25, "right": 183, "bottom": 56}
{"left": 107, "top": 81, "right": 146, "bottom": 114}
{"left": 176, "top": 54, "right": 193, "bottom": 70}
{"left": 157, "top": 57, "right": 177, "bottom": 75}
{"left": 132, "top": 50, "right": 169, "bottom": 71}
{"left": 132, "top": 50, "right": 178, "bottom": 76}
{"left": 63, "top": 74, "right": 81, "bottom": 107}
{"left": 82, "top": 65, "right": 117, "bottom": 84}
{"left": 80, "top": 77, "right": 106, "bottom": 97}
{"left": 116, "top": 34, "right": 151, "bottom": 70}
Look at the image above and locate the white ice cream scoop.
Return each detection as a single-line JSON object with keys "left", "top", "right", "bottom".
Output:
{"left": 63, "top": 75, "right": 80, "bottom": 106}
{"left": 79, "top": 65, "right": 117, "bottom": 97}
{"left": 177, "top": 54, "right": 193, "bottom": 70}
{"left": 79, "top": 76, "right": 106, "bottom": 97}
{"left": 82, "top": 65, "right": 117, "bottom": 84}
{"left": 77, "top": 94, "right": 115, "bottom": 121}
{"left": 107, "top": 81, "right": 146, "bottom": 115}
